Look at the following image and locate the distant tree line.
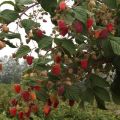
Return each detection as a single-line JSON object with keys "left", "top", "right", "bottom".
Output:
{"left": 0, "top": 56, "right": 27, "bottom": 84}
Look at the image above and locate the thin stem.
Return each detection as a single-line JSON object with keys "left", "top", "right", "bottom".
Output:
{"left": 19, "top": 3, "right": 39, "bottom": 18}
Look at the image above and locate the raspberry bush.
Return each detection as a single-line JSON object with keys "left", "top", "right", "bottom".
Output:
{"left": 1, "top": 0, "right": 120, "bottom": 119}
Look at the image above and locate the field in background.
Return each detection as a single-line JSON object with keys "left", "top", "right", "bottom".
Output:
{"left": 1, "top": 84, "right": 120, "bottom": 120}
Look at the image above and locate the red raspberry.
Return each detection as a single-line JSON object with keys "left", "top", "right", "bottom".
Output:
{"left": 10, "top": 99, "right": 18, "bottom": 106}
{"left": 47, "top": 98, "right": 52, "bottom": 106}
{"left": 54, "top": 55, "right": 61, "bottom": 63}
{"left": 21, "top": 91, "right": 31, "bottom": 102}
{"left": 73, "top": 21, "right": 83, "bottom": 33}
{"left": 33, "top": 85, "right": 41, "bottom": 91}
{"left": 43, "top": 104, "right": 51, "bottom": 116}
{"left": 80, "top": 59, "right": 88, "bottom": 69}
{"left": 36, "top": 29, "right": 43, "bottom": 38}
{"left": 18, "top": 111, "right": 24, "bottom": 120}
{"left": 87, "top": 18, "right": 94, "bottom": 29}
{"left": 58, "top": 20, "right": 68, "bottom": 36}
{"left": 25, "top": 108, "right": 31, "bottom": 118}
{"left": 31, "top": 104, "right": 39, "bottom": 113}
{"left": 99, "top": 28, "right": 108, "bottom": 39}
{"left": 57, "top": 85, "right": 65, "bottom": 96}
{"left": 69, "top": 100, "right": 75, "bottom": 107}
{"left": 9, "top": 107, "right": 17, "bottom": 117}
{"left": 51, "top": 64, "right": 61, "bottom": 76}
{"left": 59, "top": 1, "right": 67, "bottom": 11}
{"left": 14, "top": 84, "right": 21, "bottom": 94}
{"left": 53, "top": 99, "right": 59, "bottom": 108}
{"left": 106, "top": 23, "right": 113, "bottom": 32}
{"left": 26, "top": 56, "right": 34, "bottom": 65}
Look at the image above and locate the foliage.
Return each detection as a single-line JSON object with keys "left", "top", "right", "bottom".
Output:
{"left": 0, "top": 0, "right": 120, "bottom": 119}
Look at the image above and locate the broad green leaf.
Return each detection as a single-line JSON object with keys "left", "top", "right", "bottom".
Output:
{"left": 94, "top": 86, "right": 110, "bottom": 101}
{"left": 73, "top": 6, "right": 87, "bottom": 24}
{"left": 89, "top": 74, "right": 109, "bottom": 88}
{"left": 109, "top": 36, "right": 120, "bottom": 55}
{"left": 101, "top": 39, "right": 114, "bottom": 58}
{"left": 21, "top": 19, "right": 40, "bottom": 33}
{"left": 0, "top": 32, "right": 21, "bottom": 39}
{"left": 103, "top": 0, "right": 117, "bottom": 9}
{"left": 38, "top": 36, "right": 52, "bottom": 50}
{"left": 40, "top": 0, "right": 57, "bottom": 17}
{"left": 0, "top": 1, "right": 14, "bottom": 7}
{"left": 64, "top": 85, "right": 80, "bottom": 100}
{"left": 4, "top": 40, "right": 17, "bottom": 48}
{"left": 15, "top": 0, "right": 33, "bottom": 5}
{"left": 0, "top": 10, "right": 19, "bottom": 23}
{"left": 16, "top": 45, "right": 31, "bottom": 58}
{"left": 63, "top": 11, "right": 75, "bottom": 24}
{"left": 80, "top": 88, "right": 94, "bottom": 103}
{"left": 62, "top": 40, "right": 76, "bottom": 55}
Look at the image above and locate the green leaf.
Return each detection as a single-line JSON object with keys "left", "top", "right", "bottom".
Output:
{"left": 64, "top": 85, "right": 80, "bottom": 100}
{"left": 94, "top": 86, "right": 110, "bottom": 101}
{"left": 103, "top": 0, "right": 117, "bottom": 9}
{"left": 62, "top": 40, "right": 76, "bottom": 55}
{"left": 63, "top": 11, "right": 75, "bottom": 24}
{"left": 40, "top": 0, "right": 57, "bottom": 17}
{"left": 36, "top": 89, "right": 49, "bottom": 102}
{"left": 80, "top": 88, "right": 94, "bottom": 103}
{"left": 38, "top": 36, "right": 52, "bottom": 50}
{"left": 73, "top": 6, "right": 87, "bottom": 24}
{"left": 15, "top": 0, "right": 33, "bottom": 5}
{"left": 101, "top": 39, "right": 114, "bottom": 58}
{"left": 4, "top": 41, "right": 17, "bottom": 48}
{"left": 0, "top": 10, "right": 19, "bottom": 23}
{"left": 16, "top": 45, "right": 31, "bottom": 58}
{"left": 109, "top": 36, "right": 120, "bottom": 55}
{"left": 0, "top": 1, "right": 14, "bottom": 7}
{"left": 89, "top": 74, "right": 109, "bottom": 88}
{"left": 0, "top": 32, "right": 21, "bottom": 39}
{"left": 21, "top": 19, "right": 40, "bottom": 33}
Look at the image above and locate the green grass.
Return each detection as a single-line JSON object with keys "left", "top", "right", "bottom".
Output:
{"left": 1, "top": 84, "right": 120, "bottom": 120}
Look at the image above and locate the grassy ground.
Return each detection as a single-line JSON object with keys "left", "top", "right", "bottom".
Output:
{"left": 1, "top": 84, "right": 120, "bottom": 120}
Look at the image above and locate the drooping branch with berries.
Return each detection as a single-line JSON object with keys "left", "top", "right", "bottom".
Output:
{"left": 1, "top": 0, "right": 120, "bottom": 119}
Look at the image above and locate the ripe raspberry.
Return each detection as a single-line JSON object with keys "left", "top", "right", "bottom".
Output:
{"left": 58, "top": 20, "right": 68, "bottom": 36}
{"left": 73, "top": 21, "right": 83, "bottom": 33}
{"left": 26, "top": 56, "right": 34, "bottom": 65}
{"left": 21, "top": 91, "right": 31, "bottom": 102}
{"left": 99, "top": 28, "right": 108, "bottom": 39}
{"left": 59, "top": 1, "right": 67, "bottom": 11}
{"left": 31, "top": 85, "right": 41, "bottom": 91}
{"left": 87, "top": 18, "right": 94, "bottom": 29}
{"left": 47, "top": 98, "right": 52, "bottom": 106}
{"left": 69, "top": 100, "right": 75, "bottom": 107}
{"left": 57, "top": 85, "right": 65, "bottom": 96}
{"left": 10, "top": 99, "right": 18, "bottom": 106}
{"left": 36, "top": 29, "right": 43, "bottom": 38}
{"left": 80, "top": 59, "right": 88, "bottom": 69}
{"left": 51, "top": 64, "right": 61, "bottom": 76}
{"left": 43, "top": 104, "right": 51, "bottom": 116}
{"left": 14, "top": 84, "right": 21, "bottom": 94}
{"left": 54, "top": 55, "right": 61, "bottom": 63}
{"left": 9, "top": 107, "right": 17, "bottom": 117}
{"left": 25, "top": 108, "right": 31, "bottom": 118}
{"left": 53, "top": 99, "right": 59, "bottom": 108}
{"left": 31, "top": 104, "right": 39, "bottom": 113}
{"left": 18, "top": 111, "right": 24, "bottom": 120}
{"left": 106, "top": 23, "right": 113, "bottom": 32}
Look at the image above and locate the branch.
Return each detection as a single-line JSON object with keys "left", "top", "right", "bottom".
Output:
{"left": 19, "top": 3, "right": 39, "bottom": 18}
